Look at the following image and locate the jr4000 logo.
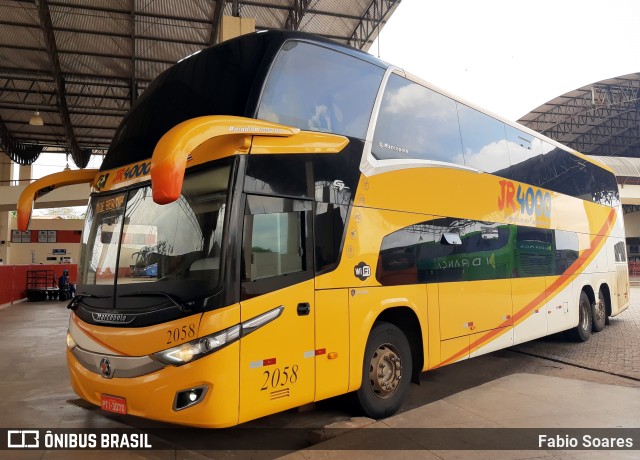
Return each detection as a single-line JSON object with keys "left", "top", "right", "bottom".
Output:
{"left": 498, "top": 180, "right": 551, "bottom": 219}
{"left": 113, "top": 161, "right": 151, "bottom": 184}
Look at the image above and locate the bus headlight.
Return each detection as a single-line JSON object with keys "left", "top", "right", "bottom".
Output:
{"left": 153, "top": 325, "right": 241, "bottom": 366}
{"left": 66, "top": 331, "right": 77, "bottom": 350}
{"left": 152, "top": 306, "right": 283, "bottom": 366}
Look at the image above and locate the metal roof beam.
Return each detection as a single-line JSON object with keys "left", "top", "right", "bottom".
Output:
{"left": 20, "top": 0, "right": 382, "bottom": 27}
{"left": 0, "top": 67, "right": 151, "bottom": 85}
{"left": 0, "top": 86, "right": 130, "bottom": 102}
{"left": 239, "top": 1, "right": 380, "bottom": 22}
{"left": 36, "top": 0, "right": 90, "bottom": 168}
{"left": 0, "top": 44, "right": 177, "bottom": 65}
{"left": 0, "top": 115, "right": 44, "bottom": 165}
{"left": 0, "top": 102, "right": 127, "bottom": 117}
{"left": 34, "top": 0, "right": 214, "bottom": 25}
{"left": 0, "top": 20, "right": 207, "bottom": 46}
{"left": 285, "top": 0, "right": 312, "bottom": 31}
{"left": 3, "top": 121, "right": 117, "bottom": 131}
{"left": 129, "top": 0, "right": 137, "bottom": 106}
{"left": 348, "top": 0, "right": 400, "bottom": 50}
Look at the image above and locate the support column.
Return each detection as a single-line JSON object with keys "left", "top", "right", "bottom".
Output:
{"left": 0, "top": 155, "right": 13, "bottom": 265}
{"left": 19, "top": 164, "right": 32, "bottom": 185}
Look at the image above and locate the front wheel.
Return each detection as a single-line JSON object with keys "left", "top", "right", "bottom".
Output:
{"left": 566, "top": 291, "right": 592, "bottom": 342}
{"left": 354, "top": 321, "right": 412, "bottom": 419}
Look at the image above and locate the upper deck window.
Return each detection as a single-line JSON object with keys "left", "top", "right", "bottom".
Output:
{"left": 372, "top": 74, "right": 464, "bottom": 163}
{"left": 257, "top": 41, "right": 384, "bottom": 139}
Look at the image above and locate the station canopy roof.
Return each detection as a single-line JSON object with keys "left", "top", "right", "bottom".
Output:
{"left": 0, "top": 0, "right": 401, "bottom": 168}
{"left": 518, "top": 73, "right": 640, "bottom": 160}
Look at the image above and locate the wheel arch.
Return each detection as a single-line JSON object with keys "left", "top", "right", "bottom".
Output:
{"left": 375, "top": 306, "right": 424, "bottom": 384}
{"left": 581, "top": 284, "right": 596, "bottom": 306}
{"left": 597, "top": 282, "right": 612, "bottom": 317}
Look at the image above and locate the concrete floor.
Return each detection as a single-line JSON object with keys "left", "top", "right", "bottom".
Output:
{"left": 2, "top": 293, "right": 640, "bottom": 459}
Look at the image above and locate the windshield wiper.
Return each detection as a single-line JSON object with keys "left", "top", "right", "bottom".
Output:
{"left": 67, "top": 293, "right": 109, "bottom": 310}
{"left": 117, "top": 291, "right": 197, "bottom": 313}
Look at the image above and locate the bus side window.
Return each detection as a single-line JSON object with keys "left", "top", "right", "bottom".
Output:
{"left": 241, "top": 195, "right": 313, "bottom": 299}
{"left": 514, "top": 227, "right": 554, "bottom": 277}
{"left": 457, "top": 103, "right": 511, "bottom": 175}
{"left": 244, "top": 212, "right": 304, "bottom": 280}
{"left": 372, "top": 74, "right": 463, "bottom": 165}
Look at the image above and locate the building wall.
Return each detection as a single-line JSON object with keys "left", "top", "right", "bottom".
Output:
{"left": 8, "top": 216, "right": 83, "bottom": 265}
{"left": 625, "top": 211, "right": 640, "bottom": 262}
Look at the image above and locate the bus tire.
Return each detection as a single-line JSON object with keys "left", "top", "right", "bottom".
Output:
{"left": 567, "top": 291, "right": 592, "bottom": 342}
{"left": 354, "top": 321, "right": 412, "bottom": 419}
{"left": 592, "top": 289, "right": 607, "bottom": 332}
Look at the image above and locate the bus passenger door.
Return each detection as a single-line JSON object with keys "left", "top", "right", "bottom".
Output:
{"left": 238, "top": 195, "right": 315, "bottom": 424}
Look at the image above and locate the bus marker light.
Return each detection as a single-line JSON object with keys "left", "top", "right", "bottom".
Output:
{"left": 328, "top": 352, "right": 338, "bottom": 360}
{"left": 315, "top": 348, "right": 326, "bottom": 356}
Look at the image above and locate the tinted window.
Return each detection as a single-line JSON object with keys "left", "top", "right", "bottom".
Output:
{"left": 372, "top": 74, "right": 463, "bottom": 163}
{"left": 514, "top": 227, "right": 553, "bottom": 277}
{"left": 378, "top": 218, "right": 515, "bottom": 284}
{"left": 457, "top": 104, "right": 510, "bottom": 173}
{"left": 507, "top": 139, "right": 620, "bottom": 206}
{"left": 258, "top": 41, "right": 384, "bottom": 139}
{"left": 554, "top": 230, "right": 579, "bottom": 274}
{"left": 245, "top": 156, "right": 311, "bottom": 198}
{"left": 314, "top": 203, "right": 348, "bottom": 272}
{"left": 377, "top": 218, "right": 583, "bottom": 285}
{"left": 242, "top": 196, "right": 312, "bottom": 281}
{"left": 504, "top": 126, "right": 545, "bottom": 186}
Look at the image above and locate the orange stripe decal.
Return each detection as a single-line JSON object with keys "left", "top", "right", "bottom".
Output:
{"left": 72, "top": 314, "right": 129, "bottom": 356}
{"left": 438, "top": 208, "right": 616, "bottom": 368}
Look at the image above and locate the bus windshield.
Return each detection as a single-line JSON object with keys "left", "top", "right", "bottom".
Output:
{"left": 79, "top": 164, "right": 231, "bottom": 305}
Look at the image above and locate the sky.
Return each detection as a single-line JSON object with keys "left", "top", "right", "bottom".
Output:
{"left": 372, "top": 0, "right": 640, "bottom": 121}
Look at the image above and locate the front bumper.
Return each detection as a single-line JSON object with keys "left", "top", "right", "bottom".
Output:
{"left": 67, "top": 341, "right": 240, "bottom": 428}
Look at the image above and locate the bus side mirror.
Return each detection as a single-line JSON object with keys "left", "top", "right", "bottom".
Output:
{"left": 441, "top": 233, "right": 462, "bottom": 245}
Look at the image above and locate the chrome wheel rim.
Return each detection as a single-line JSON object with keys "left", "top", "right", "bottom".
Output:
{"left": 580, "top": 300, "right": 589, "bottom": 330}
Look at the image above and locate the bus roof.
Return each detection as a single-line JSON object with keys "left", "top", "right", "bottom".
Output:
{"left": 101, "top": 30, "right": 388, "bottom": 171}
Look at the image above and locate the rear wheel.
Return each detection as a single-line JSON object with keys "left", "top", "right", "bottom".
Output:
{"left": 567, "top": 291, "right": 592, "bottom": 342}
{"left": 354, "top": 321, "right": 412, "bottom": 419}
{"left": 592, "top": 289, "right": 607, "bottom": 332}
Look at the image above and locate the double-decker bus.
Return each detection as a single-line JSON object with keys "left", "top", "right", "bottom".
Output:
{"left": 18, "top": 30, "right": 629, "bottom": 428}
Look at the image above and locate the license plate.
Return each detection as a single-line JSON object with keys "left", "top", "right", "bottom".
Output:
{"left": 101, "top": 394, "right": 127, "bottom": 415}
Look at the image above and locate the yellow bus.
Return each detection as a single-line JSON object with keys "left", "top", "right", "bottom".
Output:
{"left": 18, "top": 30, "right": 629, "bottom": 428}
